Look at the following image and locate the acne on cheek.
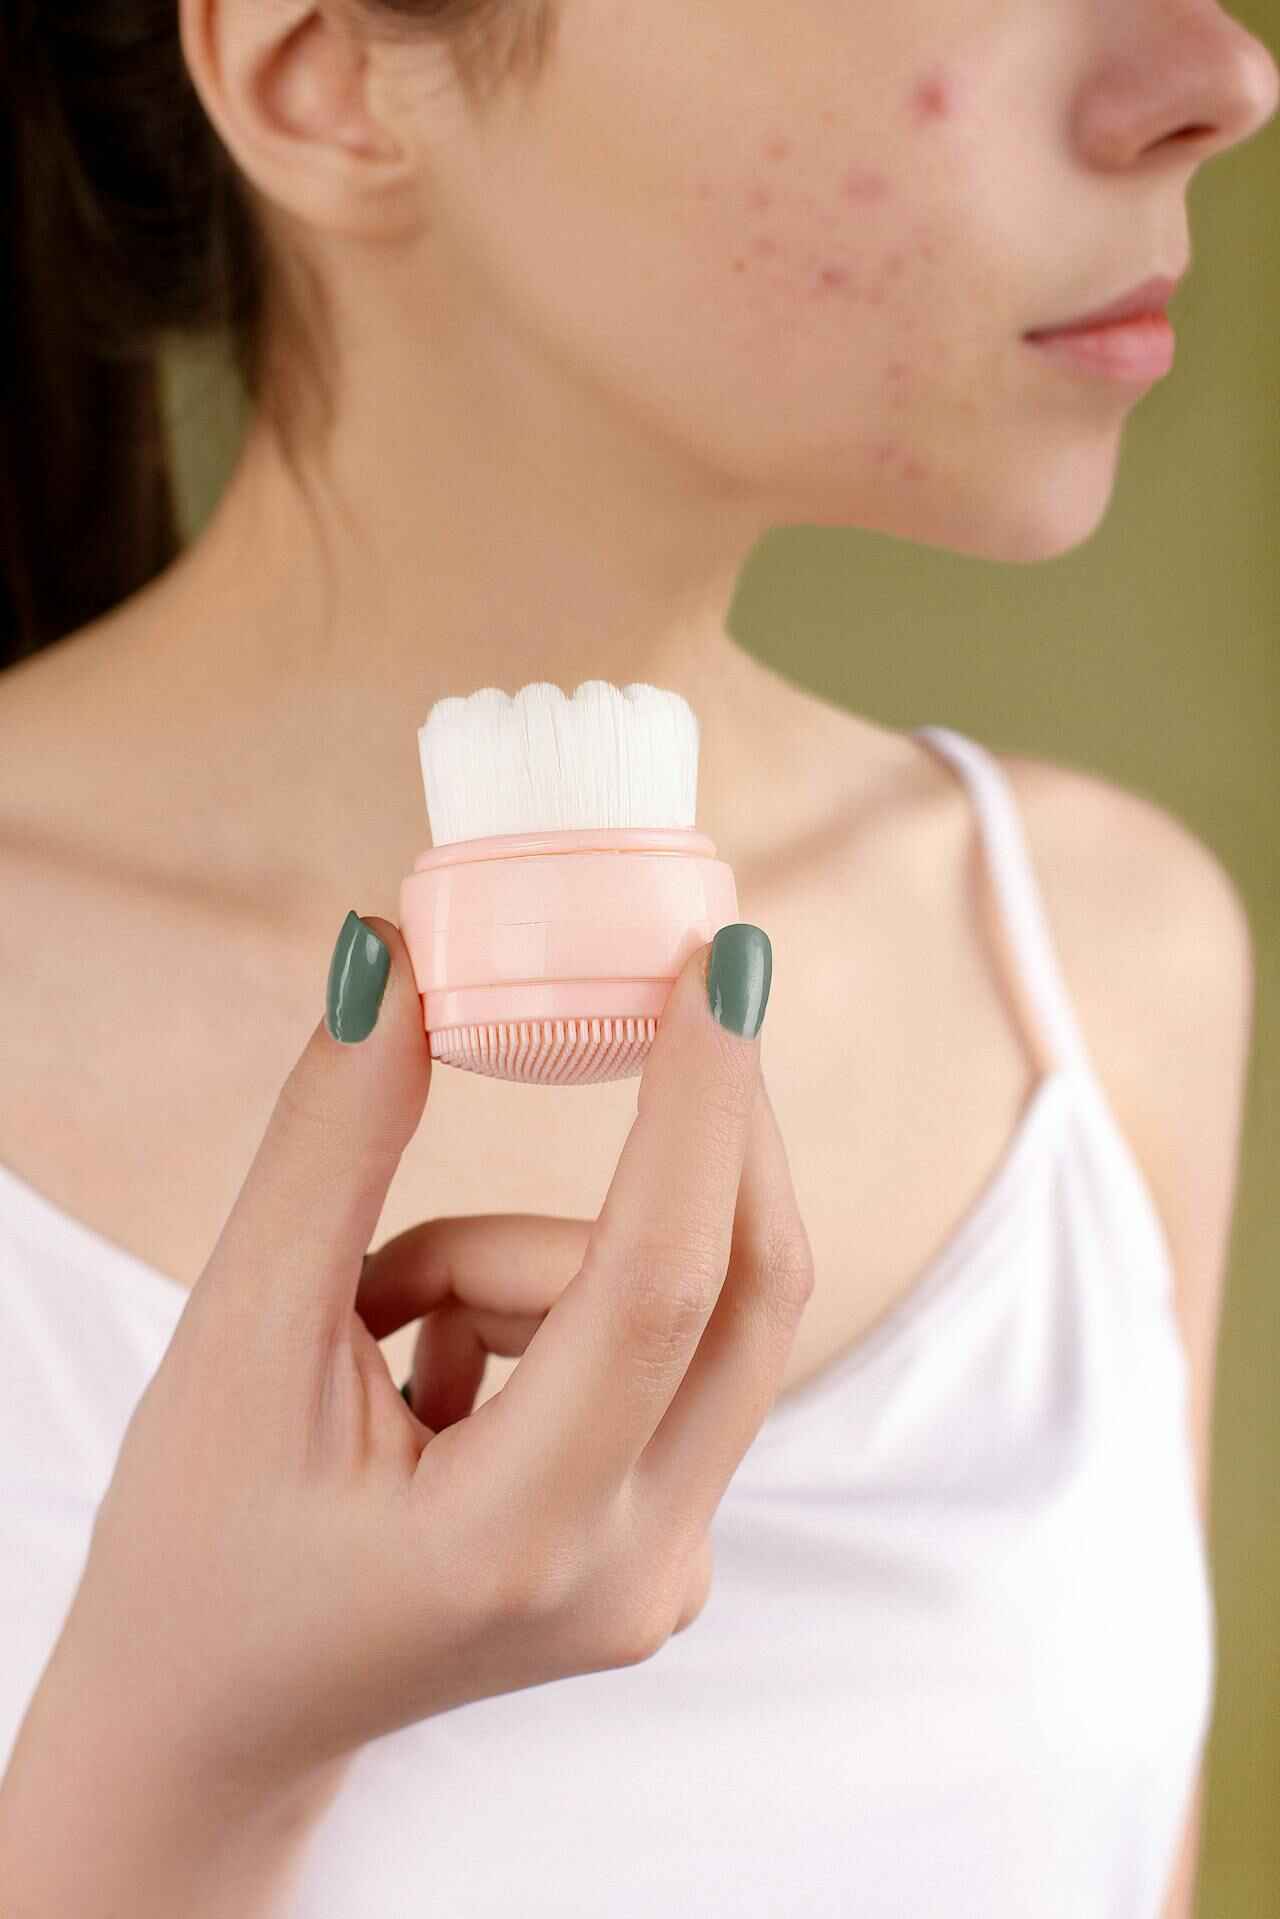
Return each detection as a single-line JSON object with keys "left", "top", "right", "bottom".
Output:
{"left": 696, "top": 66, "right": 956, "bottom": 486}
{"left": 910, "top": 68, "right": 954, "bottom": 125}
{"left": 720, "top": 173, "right": 940, "bottom": 311}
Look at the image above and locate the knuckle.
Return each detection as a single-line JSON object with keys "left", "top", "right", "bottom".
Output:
{"left": 610, "top": 1502, "right": 713, "bottom": 1658}
{"left": 277, "top": 1065, "right": 337, "bottom": 1144}
{"left": 761, "top": 1214, "right": 817, "bottom": 1313}
{"left": 698, "top": 1062, "right": 756, "bottom": 1159}
{"left": 494, "top": 1565, "right": 572, "bottom": 1638}
{"left": 578, "top": 1499, "right": 685, "bottom": 1668}
{"left": 487, "top": 1528, "right": 588, "bottom": 1629}
{"left": 615, "top": 1241, "right": 723, "bottom": 1356}
{"left": 605, "top": 1576, "right": 681, "bottom": 1668}
{"left": 618, "top": 1564, "right": 708, "bottom": 1661}
{"left": 616, "top": 1613, "right": 671, "bottom": 1667}
{"left": 278, "top": 1055, "right": 400, "bottom": 1166}
{"left": 671, "top": 1539, "right": 715, "bottom": 1637}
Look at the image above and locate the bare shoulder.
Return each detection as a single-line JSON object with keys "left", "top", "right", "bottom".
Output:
{"left": 990, "top": 748, "right": 1256, "bottom": 1043}
{"left": 992, "top": 746, "right": 1257, "bottom": 1513}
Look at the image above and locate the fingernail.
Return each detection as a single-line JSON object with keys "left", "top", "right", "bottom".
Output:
{"left": 707, "top": 923, "right": 772, "bottom": 1040}
{"left": 325, "top": 910, "right": 390, "bottom": 1044}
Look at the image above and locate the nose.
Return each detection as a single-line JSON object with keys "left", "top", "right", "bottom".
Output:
{"left": 1185, "top": 12, "right": 1280, "bottom": 157}
{"left": 1253, "top": 37, "right": 1280, "bottom": 133}
{"left": 1099, "top": 7, "right": 1280, "bottom": 169}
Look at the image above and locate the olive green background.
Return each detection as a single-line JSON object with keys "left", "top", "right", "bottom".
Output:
{"left": 159, "top": 14, "right": 1277, "bottom": 1906}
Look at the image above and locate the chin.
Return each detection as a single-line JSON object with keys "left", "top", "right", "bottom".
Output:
{"left": 992, "top": 445, "right": 1127, "bottom": 563}
{"left": 990, "top": 499, "right": 1118, "bottom": 566}
{"left": 955, "top": 515, "right": 1113, "bottom": 567}
{"left": 770, "top": 448, "right": 1119, "bottom": 563}
{"left": 901, "top": 471, "right": 1120, "bottom": 567}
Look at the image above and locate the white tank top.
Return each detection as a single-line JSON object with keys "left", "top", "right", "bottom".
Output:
{"left": 0, "top": 725, "right": 1214, "bottom": 1917}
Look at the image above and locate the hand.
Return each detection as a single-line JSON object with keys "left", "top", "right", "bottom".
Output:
{"left": 11, "top": 916, "right": 813, "bottom": 1812}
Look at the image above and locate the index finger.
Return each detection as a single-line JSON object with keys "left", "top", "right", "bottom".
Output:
{"left": 494, "top": 926, "right": 771, "bottom": 1494}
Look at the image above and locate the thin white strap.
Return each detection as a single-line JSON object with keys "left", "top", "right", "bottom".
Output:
{"left": 911, "top": 726, "right": 1091, "bottom": 1080}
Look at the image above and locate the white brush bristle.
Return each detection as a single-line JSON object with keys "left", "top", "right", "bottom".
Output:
{"left": 417, "top": 680, "right": 701, "bottom": 847}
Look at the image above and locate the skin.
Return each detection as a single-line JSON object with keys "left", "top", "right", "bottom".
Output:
{"left": 0, "top": 3, "right": 1275, "bottom": 1913}
{"left": 35, "top": 0, "right": 1266, "bottom": 962}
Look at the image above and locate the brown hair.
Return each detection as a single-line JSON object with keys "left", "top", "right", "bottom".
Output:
{"left": 0, "top": 0, "right": 557, "bottom": 669}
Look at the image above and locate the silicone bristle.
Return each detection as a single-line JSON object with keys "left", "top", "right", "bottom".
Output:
{"left": 417, "top": 680, "right": 700, "bottom": 847}
{"left": 430, "top": 1016, "right": 658, "bottom": 1085}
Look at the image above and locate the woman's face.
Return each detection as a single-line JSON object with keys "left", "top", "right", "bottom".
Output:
{"left": 379, "top": 0, "right": 1278, "bottom": 566}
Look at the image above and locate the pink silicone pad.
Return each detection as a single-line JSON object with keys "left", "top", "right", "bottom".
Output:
{"left": 398, "top": 826, "right": 739, "bottom": 1086}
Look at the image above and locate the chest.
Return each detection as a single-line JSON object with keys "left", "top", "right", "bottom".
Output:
{"left": 0, "top": 827, "right": 1054, "bottom": 1409}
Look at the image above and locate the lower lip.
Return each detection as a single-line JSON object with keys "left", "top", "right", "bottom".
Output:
{"left": 1023, "top": 313, "right": 1176, "bottom": 384}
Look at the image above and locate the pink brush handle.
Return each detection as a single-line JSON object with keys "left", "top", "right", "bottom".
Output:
{"left": 399, "top": 827, "right": 739, "bottom": 1038}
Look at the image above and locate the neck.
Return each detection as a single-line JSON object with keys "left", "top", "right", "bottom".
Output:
{"left": 88, "top": 412, "right": 826, "bottom": 954}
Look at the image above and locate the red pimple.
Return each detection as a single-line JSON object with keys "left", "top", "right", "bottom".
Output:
{"left": 843, "top": 169, "right": 891, "bottom": 206}
{"left": 910, "top": 69, "right": 952, "bottom": 124}
{"left": 886, "top": 361, "right": 913, "bottom": 408}
{"left": 763, "top": 136, "right": 793, "bottom": 163}
{"left": 748, "top": 185, "right": 774, "bottom": 213}
{"left": 816, "top": 265, "right": 850, "bottom": 292}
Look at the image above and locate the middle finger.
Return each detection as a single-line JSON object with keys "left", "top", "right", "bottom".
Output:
{"left": 636, "top": 1070, "right": 815, "bottom": 1531}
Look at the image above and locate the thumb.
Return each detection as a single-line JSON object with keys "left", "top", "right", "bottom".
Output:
{"left": 194, "top": 911, "right": 431, "bottom": 1342}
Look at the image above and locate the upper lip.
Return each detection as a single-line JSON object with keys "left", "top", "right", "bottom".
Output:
{"left": 1026, "top": 273, "right": 1184, "bottom": 338}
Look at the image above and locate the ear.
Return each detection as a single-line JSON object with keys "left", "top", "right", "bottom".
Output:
{"left": 179, "top": 0, "right": 424, "bottom": 240}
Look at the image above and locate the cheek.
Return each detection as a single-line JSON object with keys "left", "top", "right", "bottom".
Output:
{"left": 683, "top": 66, "right": 970, "bottom": 475}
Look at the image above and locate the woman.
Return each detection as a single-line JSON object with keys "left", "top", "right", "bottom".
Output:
{"left": 0, "top": 1, "right": 1273, "bottom": 1913}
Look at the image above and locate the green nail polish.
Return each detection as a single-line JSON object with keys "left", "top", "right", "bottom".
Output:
{"left": 707, "top": 923, "right": 772, "bottom": 1039}
{"left": 325, "top": 910, "right": 390, "bottom": 1044}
